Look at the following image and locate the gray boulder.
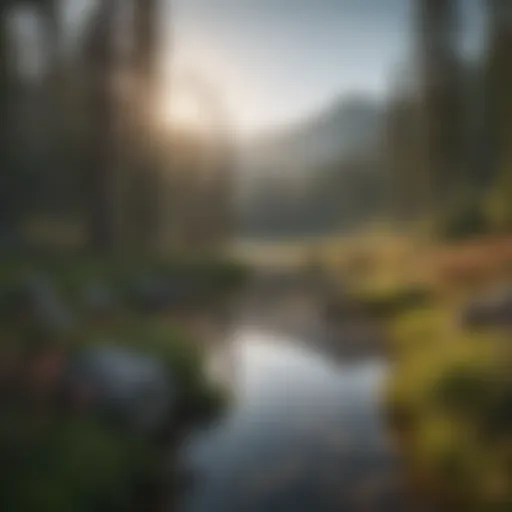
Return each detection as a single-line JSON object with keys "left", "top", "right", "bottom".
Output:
{"left": 462, "top": 286, "right": 512, "bottom": 328}
{"left": 65, "top": 345, "right": 175, "bottom": 433}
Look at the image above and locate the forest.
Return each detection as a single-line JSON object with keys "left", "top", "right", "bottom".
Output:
{"left": 240, "top": 0, "right": 511, "bottom": 242}
{"left": 0, "top": 0, "right": 512, "bottom": 511}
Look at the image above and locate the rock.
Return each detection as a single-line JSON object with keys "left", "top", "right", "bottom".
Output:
{"left": 64, "top": 345, "right": 175, "bottom": 433}
{"left": 461, "top": 286, "right": 512, "bottom": 328}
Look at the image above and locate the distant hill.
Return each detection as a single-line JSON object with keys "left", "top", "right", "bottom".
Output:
{"left": 236, "top": 94, "right": 387, "bottom": 238}
{"left": 241, "top": 94, "right": 383, "bottom": 179}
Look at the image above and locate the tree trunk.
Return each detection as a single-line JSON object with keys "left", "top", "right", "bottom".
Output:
{"left": 84, "top": 0, "right": 120, "bottom": 251}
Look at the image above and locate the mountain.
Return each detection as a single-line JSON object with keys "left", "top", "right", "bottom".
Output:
{"left": 236, "top": 94, "right": 387, "bottom": 238}
{"left": 241, "top": 94, "right": 383, "bottom": 180}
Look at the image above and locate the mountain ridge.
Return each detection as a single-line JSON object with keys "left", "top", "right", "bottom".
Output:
{"left": 241, "top": 93, "right": 384, "bottom": 179}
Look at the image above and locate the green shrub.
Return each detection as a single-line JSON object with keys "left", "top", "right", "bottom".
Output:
{"left": 435, "top": 199, "right": 489, "bottom": 241}
{"left": 486, "top": 168, "right": 512, "bottom": 233}
{"left": 0, "top": 413, "right": 152, "bottom": 512}
{"left": 355, "top": 284, "right": 434, "bottom": 320}
{"left": 84, "top": 317, "right": 227, "bottom": 422}
{"left": 432, "top": 363, "right": 493, "bottom": 417}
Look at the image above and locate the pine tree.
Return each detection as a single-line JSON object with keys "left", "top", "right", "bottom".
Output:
{"left": 0, "top": 0, "right": 60, "bottom": 243}
{"left": 131, "top": 0, "right": 164, "bottom": 251}
{"left": 82, "top": 0, "right": 121, "bottom": 250}
{"left": 0, "top": 4, "right": 15, "bottom": 242}
{"left": 485, "top": 0, "right": 512, "bottom": 230}
{"left": 416, "top": 0, "right": 463, "bottom": 219}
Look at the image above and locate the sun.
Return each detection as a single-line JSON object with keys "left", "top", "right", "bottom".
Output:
{"left": 160, "top": 89, "right": 206, "bottom": 132}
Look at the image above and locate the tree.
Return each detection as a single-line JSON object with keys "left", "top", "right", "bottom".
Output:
{"left": 385, "top": 90, "right": 428, "bottom": 223}
{"left": 485, "top": 0, "right": 512, "bottom": 230}
{"left": 0, "top": 0, "right": 61, "bottom": 245}
{"left": 416, "top": 0, "right": 463, "bottom": 218}
{"left": 0, "top": 4, "right": 17, "bottom": 243}
{"left": 82, "top": 0, "right": 121, "bottom": 251}
{"left": 131, "top": 0, "right": 164, "bottom": 251}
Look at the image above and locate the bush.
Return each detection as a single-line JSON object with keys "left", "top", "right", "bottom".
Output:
{"left": 354, "top": 284, "right": 434, "bottom": 320}
{"left": 486, "top": 168, "right": 512, "bottom": 233}
{"left": 0, "top": 412, "right": 152, "bottom": 512}
{"left": 84, "top": 317, "right": 227, "bottom": 423}
{"left": 432, "top": 363, "right": 493, "bottom": 417}
{"left": 435, "top": 200, "right": 489, "bottom": 241}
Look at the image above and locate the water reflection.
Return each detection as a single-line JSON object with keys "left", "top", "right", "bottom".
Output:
{"left": 180, "top": 328, "right": 408, "bottom": 511}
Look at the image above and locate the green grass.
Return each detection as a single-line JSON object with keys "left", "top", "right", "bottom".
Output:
{"left": 386, "top": 306, "right": 512, "bottom": 509}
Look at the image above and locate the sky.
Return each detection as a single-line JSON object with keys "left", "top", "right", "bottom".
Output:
{"left": 16, "top": 0, "right": 484, "bottom": 137}
{"left": 168, "top": 0, "right": 486, "bottom": 137}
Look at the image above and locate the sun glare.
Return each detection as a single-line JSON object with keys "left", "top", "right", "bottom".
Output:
{"left": 161, "top": 90, "right": 206, "bottom": 132}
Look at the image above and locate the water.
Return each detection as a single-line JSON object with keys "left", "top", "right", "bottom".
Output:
{"left": 178, "top": 324, "right": 410, "bottom": 511}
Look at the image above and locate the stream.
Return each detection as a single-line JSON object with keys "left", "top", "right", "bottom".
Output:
{"left": 175, "top": 283, "right": 415, "bottom": 511}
